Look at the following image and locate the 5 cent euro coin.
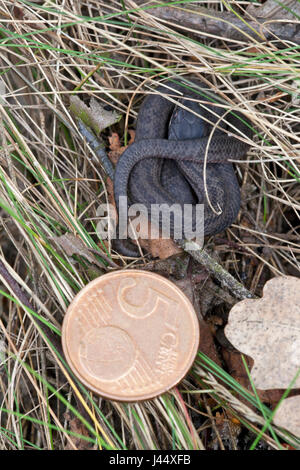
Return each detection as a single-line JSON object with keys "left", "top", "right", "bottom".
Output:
{"left": 62, "top": 270, "right": 200, "bottom": 401}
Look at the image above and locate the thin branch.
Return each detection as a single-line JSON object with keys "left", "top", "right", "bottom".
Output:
{"left": 125, "top": 0, "right": 300, "bottom": 44}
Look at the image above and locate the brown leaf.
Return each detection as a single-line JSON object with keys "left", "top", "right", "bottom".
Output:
{"left": 64, "top": 413, "right": 92, "bottom": 450}
{"left": 12, "top": 6, "right": 24, "bottom": 20}
{"left": 105, "top": 176, "right": 116, "bottom": 206}
{"left": 245, "top": 46, "right": 262, "bottom": 54}
{"left": 127, "top": 212, "right": 182, "bottom": 259}
{"left": 198, "top": 320, "right": 222, "bottom": 367}
{"left": 108, "top": 132, "right": 121, "bottom": 151}
{"left": 224, "top": 276, "right": 300, "bottom": 390}
{"left": 108, "top": 130, "right": 135, "bottom": 165}
{"left": 174, "top": 278, "right": 222, "bottom": 367}
{"left": 146, "top": 238, "right": 182, "bottom": 259}
{"left": 214, "top": 411, "right": 241, "bottom": 444}
{"left": 222, "top": 348, "right": 254, "bottom": 391}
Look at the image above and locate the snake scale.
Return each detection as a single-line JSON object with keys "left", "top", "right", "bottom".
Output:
{"left": 113, "top": 80, "right": 252, "bottom": 255}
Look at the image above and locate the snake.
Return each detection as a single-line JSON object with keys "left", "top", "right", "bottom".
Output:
{"left": 113, "top": 80, "right": 252, "bottom": 256}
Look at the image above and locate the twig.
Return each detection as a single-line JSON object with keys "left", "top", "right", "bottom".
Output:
{"left": 77, "top": 119, "right": 115, "bottom": 180}
{"left": 178, "top": 240, "right": 255, "bottom": 300}
{"left": 125, "top": 0, "right": 300, "bottom": 44}
{"left": 87, "top": 246, "right": 119, "bottom": 269}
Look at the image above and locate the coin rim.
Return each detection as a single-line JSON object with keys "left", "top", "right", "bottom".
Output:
{"left": 62, "top": 269, "right": 200, "bottom": 402}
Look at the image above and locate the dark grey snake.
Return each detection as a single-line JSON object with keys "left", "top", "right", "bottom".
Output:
{"left": 113, "top": 80, "right": 252, "bottom": 256}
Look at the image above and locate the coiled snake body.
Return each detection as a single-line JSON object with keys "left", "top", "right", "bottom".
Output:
{"left": 114, "top": 81, "right": 252, "bottom": 255}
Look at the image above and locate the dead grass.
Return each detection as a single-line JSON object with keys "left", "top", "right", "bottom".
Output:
{"left": 0, "top": 0, "right": 299, "bottom": 450}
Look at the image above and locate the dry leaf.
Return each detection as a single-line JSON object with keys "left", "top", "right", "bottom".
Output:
{"left": 273, "top": 396, "right": 300, "bottom": 438}
{"left": 174, "top": 278, "right": 222, "bottom": 367}
{"left": 145, "top": 238, "right": 182, "bottom": 259}
{"left": 224, "top": 276, "right": 300, "bottom": 390}
{"left": 108, "top": 130, "right": 135, "bottom": 165}
{"left": 221, "top": 348, "right": 253, "bottom": 391}
{"left": 64, "top": 413, "right": 92, "bottom": 450}
{"left": 131, "top": 215, "right": 182, "bottom": 259}
{"left": 53, "top": 233, "right": 95, "bottom": 261}
{"left": 70, "top": 96, "right": 121, "bottom": 135}
{"left": 52, "top": 233, "right": 106, "bottom": 269}
{"left": 215, "top": 411, "right": 241, "bottom": 445}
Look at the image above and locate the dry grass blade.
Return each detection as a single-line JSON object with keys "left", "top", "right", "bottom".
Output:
{"left": 0, "top": 0, "right": 299, "bottom": 450}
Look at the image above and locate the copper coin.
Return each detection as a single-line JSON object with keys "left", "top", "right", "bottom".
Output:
{"left": 62, "top": 270, "right": 200, "bottom": 401}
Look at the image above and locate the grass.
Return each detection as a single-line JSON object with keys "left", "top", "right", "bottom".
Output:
{"left": 0, "top": 0, "right": 299, "bottom": 450}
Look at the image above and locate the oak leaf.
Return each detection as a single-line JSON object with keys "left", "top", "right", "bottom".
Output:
{"left": 273, "top": 396, "right": 300, "bottom": 438}
{"left": 224, "top": 276, "right": 300, "bottom": 390}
